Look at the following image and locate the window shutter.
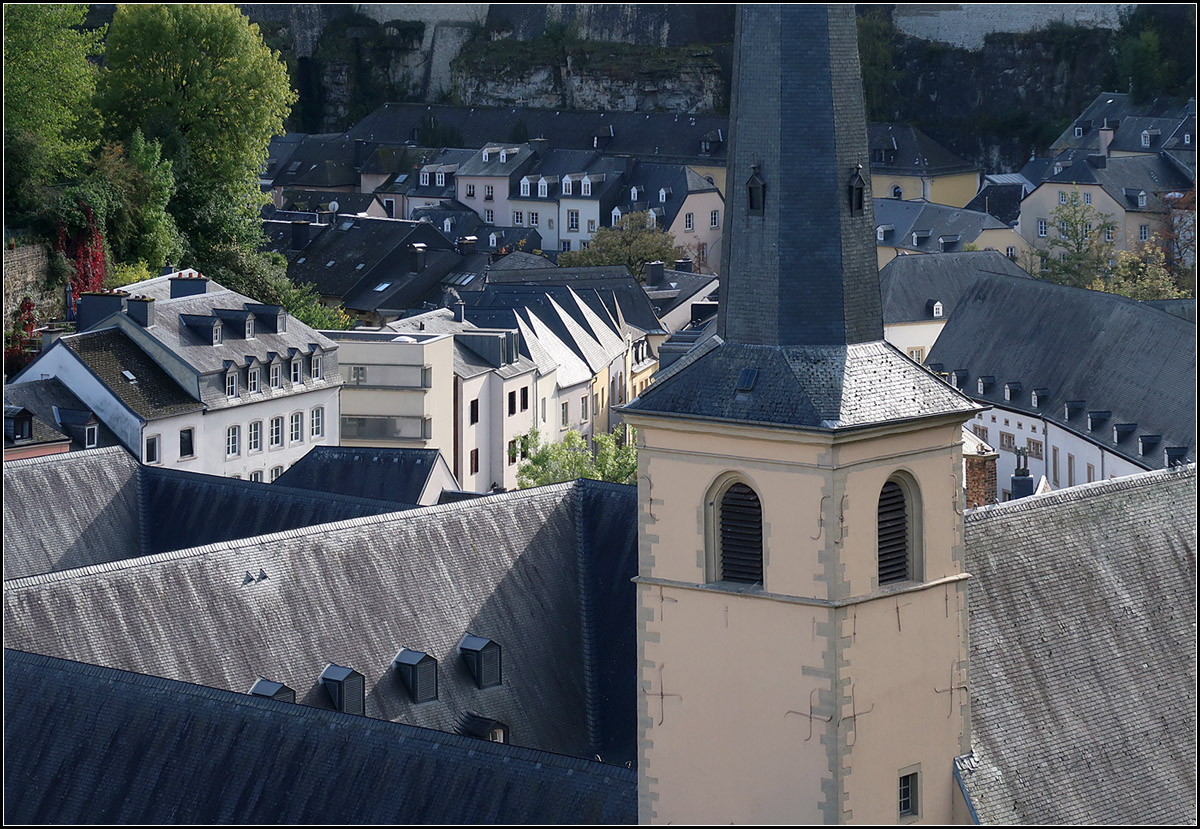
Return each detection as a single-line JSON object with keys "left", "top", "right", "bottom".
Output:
{"left": 877, "top": 481, "right": 909, "bottom": 584}
{"left": 720, "top": 483, "right": 763, "bottom": 584}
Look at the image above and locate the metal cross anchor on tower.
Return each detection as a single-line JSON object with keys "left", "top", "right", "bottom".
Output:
{"left": 785, "top": 687, "right": 833, "bottom": 742}
{"left": 839, "top": 684, "right": 875, "bottom": 747}
{"left": 933, "top": 661, "right": 970, "bottom": 718}
{"left": 644, "top": 663, "right": 683, "bottom": 726}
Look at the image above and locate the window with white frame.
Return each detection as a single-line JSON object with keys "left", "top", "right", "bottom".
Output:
{"left": 270, "top": 364, "right": 281, "bottom": 388}
{"left": 530, "top": 212, "right": 539, "bottom": 226}
{"left": 1083, "top": 192, "right": 1091, "bottom": 205}
{"left": 582, "top": 178, "right": 592, "bottom": 196}
{"left": 581, "top": 394, "right": 589, "bottom": 421}
{"left": 562, "top": 178, "right": 572, "bottom": 195}
{"left": 485, "top": 209, "right": 494, "bottom": 223}
{"left": 538, "top": 179, "right": 548, "bottom": 197}
{"left": 1059, "top": 220, "right": 1068, "bottom": 236}
{"left": 1137, "top": 192, "right": 1147, "bottom": 208}
{"left": 561, "top": 401, "right": 569, "bottom": 428}
{"left": 226, "top": 425, "right": 240, "bottom": 457}
{"left": 1141, "top": 131, "right": 1151, "bottom": 148}
{"left": 484, "top": 184, "right": 494, "bottom": 199}
{"left": 270, "top": 466, "right": 283, "bottom": 482}
{"left": 85, "top": 424, "right": 98, "bottom": 448}
{"left": 1139, "top": 224, "right": 1149, "bottom": 241}
{"left": 568, "top": 209, "right": 579, "bottom": 231}
{"left": 612, "top": 207, "right": 622, "bottom": 223}
{"left": 270, "top": 416, "right": 283, "bottom": 448}
{"left": 1037, "top": 218, "right": 1048, "bottom": 237}
{"left": 520, "top": 180, "right": 531, "bottom": 197}
{"left": 1105, "top": 227, "right": 1115, "bottom": 242}
{"left": 180, "top": 428, "right": 195, "bottom": 458}
{"left": 420, "top": 171, "right": 430, "bottom": 186}
{"left": 311, "top": 406, "right": 324, "bottom": 438}
{"left": 685, "top": 212, "right": 694, "bottom": 231}
{"left": 587, "top": 218, "right": 596, "bottom": 233}
{"left": 248, "top": 368, "right": 260, "bottom": 394}
{"left": 249, "top": 420, "right": 262, "bottom": 452}
{"left": 899, "top": 772, "right": 919, "bottom": 817}
{"left": 513, "top": 210, "right": 524, "bottom": 225}
{"left": 312, "top": 355, "right": 322, "bottom": 380}
{"left": 226, "top": 373, "right": 238, "bottom": 398}
{"left": 436, "top": 171, "right": 445, "bottom": 187}
{"left": 561, "top": 240, "right": 571, "bottom": 252}
{"left": 1006, "top": 246, "right": 1017, "bottom": 259}
{"left": 249, "top": 470, "right": 263, "bottom": 482}
{"left": 145, "top": 435, "right": 160, "bottom": 464}
{"left": 466, "top": 184, "right": 476, "bottom": 198}
{"left": 1059, "top": 191, "right": 1067, "bottom": 204}
{"left": 500, "top": 150, "right": 508, "bottom": 162}
{"left": 245, "top": 318, "right": 254, "bottom": 339}
{"left": 711, "top": 209, "right": 720, "bottom": 228}
{"left": 290, "top": 412, "right": 303, "bottom": 443}
{"left": 443, "top": 218, "right": 453, "bottom": 234}
{"left": 291, "top": 360, "right": 302, "bottom": 384}
{"left": 1074, "top": 126, "right": 1084, "bottom": 137}
{"left": 213, "top": 324, "right": 222, "bottom": 346}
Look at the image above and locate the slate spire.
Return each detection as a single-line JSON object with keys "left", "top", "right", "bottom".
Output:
{"left": 717, "top": 5, "right": 884, "bottom": 346}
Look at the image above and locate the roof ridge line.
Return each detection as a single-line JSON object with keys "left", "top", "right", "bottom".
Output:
{"left": 966, "top": 463, "right": 1196, "bottom": 522}
{"left": 1, "top": 444, "right": 131, "bottom": 469}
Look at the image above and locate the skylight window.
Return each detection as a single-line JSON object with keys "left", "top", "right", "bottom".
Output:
{"left": 122, "top": 370, "right": 138, "bottom": 383}
{"left": 373, "top": 282, "right": 392, "bottom": 292}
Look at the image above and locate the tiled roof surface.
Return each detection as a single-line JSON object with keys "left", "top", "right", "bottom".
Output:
{"left": 4, "top": 378, "right": 122, "bottom": 453}
{"left": 926, "top": 275, "right": 1195, "bottom": 468}
{"left": 59, "top": 328, "right": 203, "bottom": 420}
{"left": 873, "top": 198, "right": 1012, "bottom": 253}
{"left": 623, "top": 339, "right": 978, "bottom": 429}
{"left": 274, "top": 446, "right": 444, "bottom": 506}
{"left": 486, "top": 266, "right": 666, "bottom": 335}
{"left": 4, "top": 480, "right": 640, "bottom": 765}
{"left": 960, "top": 465, "right": 1197, "bottom": 825}
{"left": 4, "top": 650, "right": 637, "bottom": 825}
{"left": 879, "top": 250, "right": 1031, "bottom": 325}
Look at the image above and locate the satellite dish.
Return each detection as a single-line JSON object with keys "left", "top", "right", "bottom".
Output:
{"left": 328, "top": 200, "right": 339, "bottom": 213}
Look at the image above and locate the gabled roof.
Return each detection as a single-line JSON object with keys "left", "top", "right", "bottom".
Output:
{"left": 879, "top": 250, "right": 1032, "bottom": 325}
{"left": 867, "top": 122, "right": 979, "bottom": 176}
{"left": 485, "top": 266, "right": 665, "bottom": 335}
{"left": 457, "top": 142, "right": 536, "bottom": 177}
{"left": 926, "top": 275, "right": 1196, "bottom": 468}
{"left": 959, "top": 464, "right": 1197, "bottom": 825}
{"left": 2, "top": 446, "right": 413, "bottom": 581}
{"left": 274, "top": 447, "right": 452, "bottom": 505}
{"left": 963, "top": 181, "right": 1027, "bottom": 226}
{"left": 607, "top": 159, "right": 718, "bottom": 230}
{"left": 1033, "top": 153, "right": 1193, "bottom": 213}
{"left": 4, "top": 378, "right": 118, "bottom": 453}
{"left": 277, "top": 189, "right": 387, "bottom": 215}
{"left": 873, "top": 198, "right": 1011, "bottom": 253}
{"left": 1050, "top": 91, "right": 1195, "bottom": 154}
{"left": 4, "top": 650, "right": 637, "bottom": 825}
{"left": 643, "top": 268, "right": 719, "bottom": 323}
{"left": 4, "top": 480, "right": 640, "bottom": 765}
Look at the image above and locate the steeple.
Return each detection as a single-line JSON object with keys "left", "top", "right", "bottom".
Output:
{"left": 718, "top": 5, "right": 883, "bottom": 347}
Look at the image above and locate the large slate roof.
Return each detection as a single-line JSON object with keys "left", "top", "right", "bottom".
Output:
{"left": 274, "top": 446, "right": 446, "bottom": 505}
{"left": 959, "top": 464, "right": 1197, "bottom": 825}
{"left": 963, "top": 182, "right": 1027, "bottom": 226}
{"left": 868, "top": 122, "right": 979, "bottom": 176}
{"left": 4, "top": 479, "right": 640, "bottom": 765}
{"left": 621, "top": 338, "right": 979, "bottom": 431}
{"left": 3, "top": 378, "right": 120, "bottom": 452}
{"left": 4, "top": 650, "right": 637, "bottom": 825}
{"left": 484, "top": 266, "right": 666, "bottom": 335}
{"left": 879, "top": 250, "right": 1032, "bottom": 325}
{"left": 873, "top": 198, "right": 1013, "bottom": 254}
{"left": 1050, "top": 91, "right": 1194, "bottom": 154}
{"left": 2, "top": 446, "right": 412, "bottom": 581}
{"left": 926, "top": 275, "right": 1196, "bottom": 468}
{"left": 1036, "top": 153, "right": 1192, "bottom": 214}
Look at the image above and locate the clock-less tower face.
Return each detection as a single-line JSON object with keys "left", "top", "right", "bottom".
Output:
{"left": 621, "top": 6, "right": 981, "bottom": 824}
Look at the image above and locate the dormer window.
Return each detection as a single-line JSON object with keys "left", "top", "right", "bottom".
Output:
{"left": 291, "top": 359, "right": 302, "bottom": 385}
{"left": 612, "top": 207, "right": 622, "bottom": 223}
{"left": 1053, "top": 163, "right": 1063, "bottom": 175}
{"left": 932, "top": 301, "right": 944, "bottom": 318}
{"left": 1141, "top": 131, "right": 1151, "bottom": 148}
{"left": 1074, "top": 126, "right": 1084, "bottom": 138}
{"left": 436, "top": 171, "right": 445, "bottom": 187}
{"left": 631, "top": 186, "right": 640, "bottom": 201}
{"left": 226, "top": 372, "right": 238, "bottom": 398}
{"left": 460, "top": 634, "right": 502, "bottom": 689}
{"left": 1137, "top": 191, "right": 1147, "bottom": 208}
{"left": 520, "top": 179, "right": 530, "bottom": 197}
{"left": 538, "top": 179, "right": 548, "bottom": 198}
{"left": 659, "top": 187, "right": 667, "bottom": 202}
{"left": 582, "top": 178, "right": 592, "bottom": 196}
{"left": 443, "top": 218, "right": 453, "bottom": 234}
{"left": 562, "top": 178, "right": 572, "bottom": 195}
{"left": 1186, "top": 133, "right": 1192, "bottom": 146}
{"left": 499, "top": 149, "right": 508, "bottom": 163}
{"left": 891, "top": 184, "right": 903, "bottom": 199}
{"left": 420, "top": 171, "right": 429, "bottom": 186}
{"left": 213, "top": 323, "right": 223, "bottom": 346}
{"left": 245, "top": 318, "right": 254, "bottom": 339}
{"left": 482, "top": 149, "right": 490, "bottom": 162}
{"left": 489, "top": 232, "right": 498, "bottom": 247}
{"left": 848, "top": 168, "right": 866, "bottom": 215}
{"left": 747, "top": 165, "right": 765, "bottom": 216}
{"left": 312, "top": 354, "right": 323, "bottom": 380}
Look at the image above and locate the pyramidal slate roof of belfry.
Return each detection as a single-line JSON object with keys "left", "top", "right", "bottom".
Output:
{"left": 3, "top": 649, "right": 637, "bottom": 825}
{"left": 3, "top": 478, "right": 640, "bottom": 768}
{"left": 958, "top": 464, "right": 1197, "bottom": 825}
{"left": 622, "top": 5, "right": 979, "bottom": 432}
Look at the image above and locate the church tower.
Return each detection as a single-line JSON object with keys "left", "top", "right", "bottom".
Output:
{"left": 620, "top": 6, "right": 981, "bottom": 823}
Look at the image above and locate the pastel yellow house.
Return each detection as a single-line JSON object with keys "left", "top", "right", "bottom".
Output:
{"left": 873, "top": 198, "right": 1031, "bottom": 271}
{"left": 869, "top": 123, "right": 981, "bottom": 208}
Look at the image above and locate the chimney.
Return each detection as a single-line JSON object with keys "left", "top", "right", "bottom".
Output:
{"left": 126, "top": 295, "right": 155, "bottom": 328}
{"left": 76, "top": 290, "right": 129, "bottom": 332}
{"left": 673, "top": 258, "right": 693, "bottom": 273}
{"left": 160, "top": 260, "right": 175, "bottom": 276}
{"left": 1009, "top": 448, "right": 1036, "bottom": 500}
{"left": 648, "top": 260, "right": 665, "bottom": 286}
{"left": 454, "top": 301, "right": 466, "bottom": 323}
{"left": 40, "top": 325, "right": 65, "bottom": 352}
{"left": 412, "top": 242, "right": 428, "bottom": 271}
{"left": 964, "top": 440, "right": 998, "bottom": 509}
{"left": 529, "top": 137, "right": 549, "bottom": 155}
{"left": 1099, "top": 119, "right": 1114, "bottom": 157}
{"left": 458, "top": 235, "right": 477, "bottom": 255}
{"left": 291, "top": 220, "right": 311, "bottom": 251}
{"left": 1087, "top": 153, "right": 1107, "bottom": 169}
{"left": 169, "top": 274, "right": 209, "bottom": 299}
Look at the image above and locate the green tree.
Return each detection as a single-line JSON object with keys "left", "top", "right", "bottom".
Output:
{"left": 856, "top": 7, "right": 901, "bottom": 121}
{"left": 517, "top": 427, "right": 638, "bottom": 488}
{"left": 1089, "top": 242, "right": 1188, "bottom": 301}
{"left": 557, "top": 211, "right": 678, "bottom": 281}
{"left": 97, "top": 4, "right": 297, "bottom": 259}
{"left": 1036, "top": 192, "right": 1118, "bottom": 288}
{"left": 3, "top": 4, "right": 105, "bottom": 212}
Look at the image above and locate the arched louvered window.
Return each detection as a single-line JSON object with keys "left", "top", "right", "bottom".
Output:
{"left": 720, "top": 483, "right": 763, "bottom": 584}
{"left": 877, "top": 480, "right": 910, "bottom": 584}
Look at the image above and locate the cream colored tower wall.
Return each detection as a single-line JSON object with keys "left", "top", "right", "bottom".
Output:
{"left": 632, "top": 415, "right": 970, "bottom": 824}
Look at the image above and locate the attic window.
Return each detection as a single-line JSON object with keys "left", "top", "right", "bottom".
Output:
{"left": 325, "top": 260, "right": 335, "bottom": 267}
{"left": 213, "top": 323, "right": 223, "bottom": 346}
{"left": 538, "top": 179, "right": 548, "bottom": 198}
{"left": 520, "top": 179, "right": 530, "bottom": 197}
{"left": 747, "top": 166, "right": 766, "bottom": 216}
{"left": 394, "top": 649, "right": 438, "bottom": 703}
{"left": 499, "top": 150, "right": 508, "bottom": 163}
{"left": 891, "top": 185, "right": 904, "bottom": 199}
{"left": 562, "top": 178, "right": 572, "bottom": 195}
{"left": 436, "top": 171, "right": 445, "bottom": 187}
{"left": 122, "top": 370, "right": 138, "bottom": 384}
{"left": 659, "top": 187, "right": 667, "bottom": 202}
{"left": 1137, "top": 192, "right": 1147, "bottom": 208}
{"left": 482, "top": 149, "right": 490, "bottom": 162}
{"left": 581, "top": 178, "right": 592, "bottom": 196}
{"left": 420, "top": 171, "right": 430, "bottom": 186}
{"left": 373, "top": 282, "right": 391, "bottom": 292}
{"left": 1141, "top": 131, "right": 1151, "bottom": 148}
{"left": 443, "top": 218, "right": 453, "bottom": 233}
{"left": 848, "top": 168, "right": 866, "bottom": 216}
{"left": 1074, "top": 126, "right": 1084, "bottom": 138}
{"left": 735, "top": 368, "right": 758, "bottom": 400}
{"left": 931, "top": 301, "right": 944, "bottom": 318}
{"left": 245, "top": 318, "right": 254, "bottom": 339}
{"left": 460, "top": 634, "right": 502, "bottom": 689}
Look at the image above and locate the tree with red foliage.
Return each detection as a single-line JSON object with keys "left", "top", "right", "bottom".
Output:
{"left": 4, "top": 297, "right": 39, "bottom": 377}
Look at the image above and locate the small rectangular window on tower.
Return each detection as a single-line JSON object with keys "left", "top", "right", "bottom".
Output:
{"left": 899, "top": 772, "right": 919, "bottom": 817}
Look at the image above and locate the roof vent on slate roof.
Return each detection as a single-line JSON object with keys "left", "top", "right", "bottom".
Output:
{"left": 393, "top": 648, "right": 438, "bottom": 703}
{"left": 459, "top": 634, "right": 502, "bottom": 689}
{"left": 1063, "top": 400, "right": 1085, "bottom": 420}
{"left": 1087, "top": 410, "right": 1111, "bottom": 431}
{"left": 1112, "top": 423, "right": 1136, "bottom": 443}
{"left": 248, "top": 677, "right": 296, "bottom": 703}
{"left": 1031, "top": 388, "right": 1049, "bottom": 408}
{"left": 1139, "top": 434, "right": 1162, "bottom": 456}
{"left": 320, "top": 663, "right": 366, "bottom": 715}
{"left": 1164, "top": 447, "right": 1189, "bottom": 467}
{"left": 735, "top": 367, "right": 758, "bottom": 400}
{"left": 455, "top": 710, "right": 509, "bottom": 743}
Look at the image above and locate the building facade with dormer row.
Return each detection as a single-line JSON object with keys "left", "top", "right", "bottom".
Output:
{"left": 10, "top": 271, "right": 342, "bottom": 480}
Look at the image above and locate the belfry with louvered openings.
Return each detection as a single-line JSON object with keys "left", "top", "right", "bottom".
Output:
{"left": 618, "top": 4, "right": 983, "bottom": 824}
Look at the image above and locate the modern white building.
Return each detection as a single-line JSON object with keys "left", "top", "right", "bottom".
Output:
{"left": 11, "top": 271, "right": 342, "bottom": 480}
